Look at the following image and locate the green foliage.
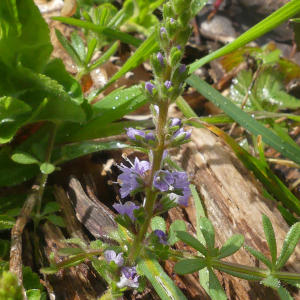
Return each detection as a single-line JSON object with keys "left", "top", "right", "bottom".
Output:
{"left": 151, "top": 216, "right": 166, "bottom": 232}
{"left": 0, "top": 215, "right": 15, "bottom": 230}
{"left": 0, "top": 271, "right": 23, "bottom": 300}
{"left": 217, "top": 234, "right": 244, "bottom": 260}
{"left": 174, "top": 258, "right": 207, "bottom": 274}
{"left": 168, "top": 220, "right": 187, "bottom": 245}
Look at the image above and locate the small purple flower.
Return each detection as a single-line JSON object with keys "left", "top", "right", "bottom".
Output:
{"left": 104, "top": 250, "right": 124, "bottom": 267}
{"left": 176, "top": 45, "right": 182, "bottom": 50}
{"left": 171, "top": 118, "right": 181, "bottom": 127}
{"left": 154, "top": 230, "right": 168, "bottom": 245}
{"left": 160, "top": 27, "right": 167, "bottom": 37}
{"left": 153, "top": 170, "right": 174, "bottom": 192}
{"left": 117, "top": 157, "right": 150, "bottom": 198}
{"left": 179, "top": 64, "right": 186, "bottom": 74}
{"left": 145, "top": 82, "right": 157, "bottom": 95}
{"left": 113, "top": 201, "right": 140, "bottom": 221}
{"left": 164, "top": 80, "right": 172, "bottom": 90}
{"left": 145, "top": 132, "right": 156, "bottom": 141}
{"left": 169, "top": 171, "right": 191, "bottom": 207}
{"left": 170, "top": 18, "right": 175, "bottom": 24}
{"left": 157, "top": 52, "right": 164, "bottom": 67}
{"left": 117, "top": 266, "right": 139, "bottom": 289}
{"left": 154, "top": 105, "right": 159, "bottom": 115}
{"left": 169, "top": 187, "right": 191, "bottom": 207}
{"left": 172, "top": 128, "right": 192, "bottom": 140}
{"left": 126, "top": 127, "right": 145, "bottom": 141}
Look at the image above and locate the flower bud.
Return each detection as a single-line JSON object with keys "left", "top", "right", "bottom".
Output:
{"left": 145, "top": 82, "right": 157, "bottom": 95}
{"left": 163, "top": 2, "right": 174, "bottom": 19}
{"left": 164, "top": 80, "right": 172, "bottom": 90}
{"left": 166, "top": 18, "right": 178, "bottom": 40}
{"left": 150, "top": 53, "right": 164, "bottom": 78}
{"left": 177, "top": 27, "right": 193, "bottom": 45}
{"left": 170, "top": 47, "right": 182, "bottom": 67}
{"left": 178, "top": 9, "right": 191, "bottom": 30}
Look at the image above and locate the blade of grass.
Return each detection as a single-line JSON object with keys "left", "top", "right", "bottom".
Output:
{"left": 189, "top": 0, "right": 300, "bottom": 72}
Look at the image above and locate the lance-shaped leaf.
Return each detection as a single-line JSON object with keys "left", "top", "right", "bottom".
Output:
{"left": 199, "top": 217, "right": 215, "bottom": 251}
{"left": 174, "top": 258, "right": 207, "bottom": 275}
{"left": 57, "top": 248, "right": 85, "bottom": 256}
{"left": 176, "top": 231, "right": 207, "bottom": 256}
{"left": 276, "top": 286, "right": 294, "bottom": 300}
{"left": 244, "top": 245, "right": 272, "bottom": 270}
{"left": 208, "top": 268, "right": 227, "bottom": 300}
{"left": 217, "top": 234, "right": 244, "bottom": 259}
{"left": 276, "top": 222, "right": 300, "bottom": 270}
{"left": 11, "top": 152, "right": 40, "bottom": 165}
{"left": 262, "top": 214, "right": 277, "bottom": 266}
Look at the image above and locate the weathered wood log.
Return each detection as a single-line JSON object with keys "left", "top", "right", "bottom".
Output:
{"left": 170, "top": 127, "right": 300, "bottom": 300}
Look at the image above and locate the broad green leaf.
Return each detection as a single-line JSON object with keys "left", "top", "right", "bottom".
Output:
{"left": 199, "top": 217, "right": 215, "bottom": 251}
{"left": 0, "top": 97, "right": 31, "bottom": 123}
{"left": 0, "top": 0, "right": 53, "bottom": 72}
{"left": 151, "top": 216, "right": 166, "bottom": 232}
{"left": 261, "top": 275, "right": 280, "bottom": 288}
{"left": 0, "top": 215, "right": 15, "bottom": 230}
{"left": 41, "top": 202, "right": 61, "bottom": 217}
{"left": 88, "top": 32, "right": 158, "bottom": 100}
{"left": 276, "top": 222, "right": 300, "bottom": 270}
{"left": 26, "top": 289, "right": 47, "bottom": 300}
{"left": 262, "top": 214, "right": 277, "bottom": 266}
{"left": 55, "top": 29, "right": 82, "bottom": 67}
{"left": 176, "top": 231, "right": 207, "bottom": 256}
{"left": 186, "top": 74, "right": 300, "bottom": 166}
{"left": 40, "top": 163, "right": 55, "bottom": 175}
{"left": 43, "top": 58, "right": 83, "bottom": 104}
{"left": 11, "top": 152, "right": 40, "bottom": 165}
{"left": 189, "top": 0, "right": 300, "bottom": 72}
{"left": 208, "top": 268, "right": 227, "bottom": 300}
{"left": 138, "top": 258, "right": 188, "bottom": 300}
{"left": 191, "top": 0, "right": 209, "bottom": 17}
{"left": 168, "top": 220, "right": 187, "bottom": 246}
{"left": 44, "top": 215, "right": 66, "bottom": 227}
{"left": 174, "top": 258, "right": 207, "bottom": 274}
{"left": 23, "top": 266, "right": 44, "bottom": 291}
{"left": 57, "top": 248, "right": 85, "bottom": 256}
{"left": 244, "top": 245, "right": 272, "bottom": 269}
{"left": 53, "top": 17, "right": 142, "bottom": 48}
{"left": 217, "top": 234, "right": 244, "bottom": 259}
{"left": 276, "top": 286, "right": 294, "bottom": 300}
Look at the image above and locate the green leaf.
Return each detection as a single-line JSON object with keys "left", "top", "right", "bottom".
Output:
{"left": 41, "top": 202, "right": 61, "bottom": 217}
{"left": 55, "top": 29, "right": 82, "bottom": 67}
{"left": 88, "top": 32, "right": 158, "bottom": 100}
{"left": 53, "top": 17, "right": 142, "bottom": 48}
{"left": 43, "top": 58, "right": 83, "bottom": 104}
{"left": 44, "top": 215, "right": 66, "bottom": 227}
{"left": 244, "top": 245, "right": 272, "bottom": 269}
{"left": 217, "top": 234, "right": 244, "bottom": 259}
{"left": 189, "top": 0, "right": 300, "bottom": 72}
{"left": 191, "top": 0, "right": 209, "bottom": 17}
{"left": 11, "top": 152, "right": 40, "bottom": 165}
{"left": 151, "top": 216, "right": 166, "bottom": 233}
{"left": 23, "top": 266, "right": 44, "bottom": 291}
{"left": 276, "top": 222, "right": 300, "bottom": 270}
{"left": 0, "top": 215, "right": 15, "bottom": 230}
{"left": 62, "top": 238, "right": 88, "bottom": 250}
{"left": 71, "top": 32, "right": 86, "bottom": 62}
{"left": 40, "top": 163, "right": 55, "bottom": 175}
{"left": 174, "top": 258, "right": 207, "bottom": 275}
{"left": 199, "top": 217, "right": 215, "bottom": 251}
{"left": 138, "top": 258, "right": 188, "bottom": 300}
{"left": 261, "top": 275, "right": 280, "bottom": 288}
{"left": 84, "top": 38, "right": 97, "bottom": 67}
{"left": 186, "top": 74, "right": 300, "bottom": 166}
{"left": 262, "top": 214, "right": 277, "bottom": 266}
{"left": 40, "top": 266, "right": 59, "bottom": 275}
{"left": 276, "top": 286, "right": 294, "bottom": 300}
{"left": 212, "top": 266, "right": 262, "bottom": 281}
{"left": 57, "top": 248, "right": 85, "bottom": 256}
{"left": 208, "top": 268, "right": 227, "bottom": 300}
{"left": 88, "top": 41, "right": 118, "bottom": 71}
{"left": 0, "top": 239, "right": 10, "bottom": 259}
{"left": 168, "top": 220, "right": 187, "bottom": 246}
{"left": 26, "top": 289, "right": 46, "bottom": 300}
{"left": 0, "top": 0, "right": 53, "bottom": 72}
{"left": 176, "top": 231, "right": 207, "bottom": 256}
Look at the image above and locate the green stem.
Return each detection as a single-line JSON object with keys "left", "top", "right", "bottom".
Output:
{"left": 34, "top": 122, "right": 59, "bottom": 264}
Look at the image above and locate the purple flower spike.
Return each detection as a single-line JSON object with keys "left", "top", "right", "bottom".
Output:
{"left": 171, "top": 118, "right": 181, "bottom": 127}
{"left": 145, "top": 132, "right": 156, "bottom": 141}
{"left": 153, "top": 170, "right": 174, "bottom": 192}
{"left": 157, "top": 52, "right": 164, "bottom": 67}
{"left": 176, "top": 45, "right": 182, "bottom": 50}
{"left": 117, "top": 266, "right": 140, "bottom": 289}
{"left": 104, "top": 250, "right": 124, "bottom": 267}
{"left": 154, "top": 230, "right": 168, "bottom": 244}
{"left": 113, "top": 201, "right": 140, "bottom": 221}
{"left": 169, "top": 171, "right": 191, "bottom": 207}
{"left": 170, "top": 18, "right": 175, "bottom": 24}
{"left": 179, "top": 64, "right": 186, "bottom": 74}
{"left": 126, "top": 127, "right": 145, "bottom": 141}
{"left": 145, "top": 82, "right": 157, "bottom": 95}
{"left": 164, "top": 80, "right": 172, "bottom": 90}
{"left": 160, "top": 27, "right": 167, "bottom": 37}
